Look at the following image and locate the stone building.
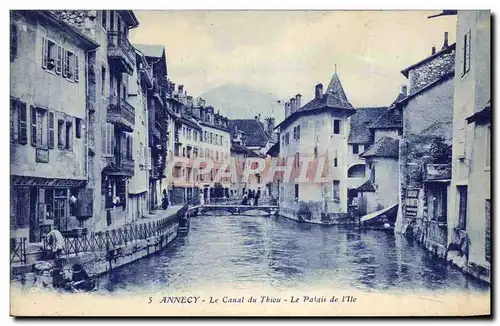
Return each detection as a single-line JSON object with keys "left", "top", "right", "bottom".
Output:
{"left": 346, "top": 107, "right": 386, "bottom": 207}
{"left": 354, "top": 88, "right": 405, "bottom": 220}
{"left": 446, "top": 10, "right": 491, "bottom": 283}
{"left": 126, "top": 48, "right": 152, "bottom": 222}
{"left": 10, "top": 11, "right": 99, "bottom": 242}
{"left": 133, "top": 44, "right": 169, "bottom": 211}
{"left": 49, "top": 10, "right": 140, "bottom": 231}
{"left": 275, "top": 70, "right": 356, "bottom": 224}
{"left": 397, "top": 32, "right": 456, "bottom": 258}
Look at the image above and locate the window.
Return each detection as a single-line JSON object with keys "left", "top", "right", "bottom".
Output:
{"left": 75, "top": 118, "right": 82, "bottom": 139}
{"left": 101, "top": 123, "right": 114, "bottom": 156}
{"left": 334, "top": 150, "right": 338, "bottom": 167}
{"left": 48, "top": 112, "right": 54, "bottom": 148}
{"left": 463, "top": 30, "right": 471, "bottom": 76}
{"left": 101, "top": 65, "right": 106, "bottom": 96}
{"left": 42, "top": 38, "right": 61, "bottom": 73}
{"left": 126, "top": 136, "right": 133, "bottom": 159}
{"left": 54, "top": 189, "right": 68, "bottom": 230}
{"left": 457, "top": 186, "right": 467, "bottom": 230}
{"left": 11, "top": 99, "right": 27, "bottom": 144}
{"left": 295, "top": 153, "right": 300, "bottom": 169}
{"left": 333, "top": 180, "right": 340, "bottom": 200}
{"left": 30, "top": 106, "right": 47, "bottom": 147}
{"left": 429, "top": 184, "right": 447, "bottom": 223}
{"left": 485, "top": 199, "right": 491, "bottom": 262}
{"left": 63, "top": 50, "right": 75, "bottom": 80}
{"left": 10, "top": 23, "right": 17, "bottom": 62}
{"left": 58, "top": 119, "right": 65, "bottom": 149}
{"left": 333, "top": 119, "right": 341, "bottom": 134}
{"left": 297, "top": 125, "right": 300, "bottom": 140}
{"left": 294, "top": 184, "right": 299, "bottom": 201}
{"left": 65, "top": 121, "right": 73, "bottom": 150}
{"left": 285, "top": 132, "right": 290, "bottom": 145}
{"left": 353, "top": 144, "right": 359, "bottom": 154}
{"left": 101, "top": 10, "right": 107, "bottom": 30}
{"left": 216, "top": 151, "right": 219, "bottom": 161}
{"left": 182, "top": 147, "right": 186, "bottom": 157}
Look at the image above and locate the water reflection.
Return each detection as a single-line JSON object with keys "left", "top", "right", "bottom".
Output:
{"left": 101, "top": 214, "right": 489, "bottom": 293}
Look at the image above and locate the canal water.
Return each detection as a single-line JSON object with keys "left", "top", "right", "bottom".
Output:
{"left": 100, "top": 213, "right": 489, "bottom": 294}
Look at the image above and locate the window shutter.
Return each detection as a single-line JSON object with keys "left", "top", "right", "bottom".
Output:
{"left": 30, "top": 106, "right": 37, "bottom": 146}
{"left": 42, "top": 37, "right": 48, "bottom": 69}
{"left": 48, "top": 112, "right": 54, "bottom": 148}
{"left": 101, "top": 123, "right": 107, "bottom": 155}
{"left": 62, "top": 50, "right": 67, "bottom": 77}
{"left": 10, "top": 24, "right": 17, "bottom": 62}
{"left": 74, "top": 55, "right": 79, "bottom": 82}
{"left": 465, "top": 31, "right": 471, "bottom": 73}
{"left": 56, "top": 45, "right": 62, "bottom": 74}
{"left": 18, "top": 102, "right": 27, "bottom": 145}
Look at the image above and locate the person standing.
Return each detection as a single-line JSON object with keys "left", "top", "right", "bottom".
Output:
{"left": 161, "top": 189, "right": 169, "bottom": 210}
{"left": 199, "top": 192, "right": 205, "bottom": 206}
{"left": 255, "top": 187, "right": 261, "bottom": 206}
{"left": 248, "top": 189, "right": 254, "bottom": 206}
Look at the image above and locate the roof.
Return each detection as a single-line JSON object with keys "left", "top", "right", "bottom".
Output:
{"left": 466, "top": 101, "right": 491, "bottom": 124}
{"left": 266, "top": 141, "right": 280, "bottom": 157}
{"left": 34, "top": 11, "right": 100, "bottom": 50}
{"left": 401, "top": 43, "right": 456, "bottom": 78}
{"left": 134, "top": 44, "right": 166, "bottom": 58}
{"left": 360, "top": 136, "right": 399, "bottom": 158}
{"left": 356, "top": 179, "right": 376, "bottom": 192}
{"left": 395, "top": 71, "right": 455, "bottom": 107}
{"left": 275, "top": 72, "right": 356, "bottom": 130}
{"left": 348, "top": 107, "right": 387, "bottom": 144}
{"left": 177, "top": 117, "right": 202, "bottom": 131}
{"left": 367, "top": 107, "right": 403, "bottom": 130}
{"left": 229, "top": 119, "right": 272, "bottom": 148}
{"left": 231, "top": 143, "right": 261, "bottom": 158}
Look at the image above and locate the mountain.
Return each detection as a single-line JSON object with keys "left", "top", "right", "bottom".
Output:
{"left": 199, "top": 84, "right": 284, "bottom": 123}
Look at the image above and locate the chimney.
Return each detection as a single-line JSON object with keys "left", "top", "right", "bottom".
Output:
{"left": 432, "top": 46, "right": 436, "bottom": 54}
{"left": 442, "top": 31, "right": 449, "bottom": 49}
{"left": 290, "top": 98, "right": 296, "bottom": 113}
{"left": 295, "top": 94, "right": 302, "bottom": 110}
{"left": 401, "top": 85, "right": 407, "bottom": 96}
{"left": 266, "top": 117, "right": 275, "bottom": 134}
{"left": 315, "top": 83, "right": 323, "bottom": 99}
{"left": 178, "top": 84, "right": 184, "bottom": 94}
{"left": 285, "top": 101, "right": 290, "bottom": 118}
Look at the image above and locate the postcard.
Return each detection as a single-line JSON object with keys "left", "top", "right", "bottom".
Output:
{"left": 9, "top": 9, "right": 491, "bottom": 317}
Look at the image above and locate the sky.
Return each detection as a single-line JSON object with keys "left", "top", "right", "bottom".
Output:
{"left": 130, "top": 10, "right": 457, "bottom": 108}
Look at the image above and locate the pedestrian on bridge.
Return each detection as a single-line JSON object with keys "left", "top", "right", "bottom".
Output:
{"left": 254, "top": 187, "right": 261, "bottom": 206}
{"left": 199, "top": 192, "right": 205, "bottom": 206}
{"left": 241, "top": 192, "right": 249, "bottom": 205}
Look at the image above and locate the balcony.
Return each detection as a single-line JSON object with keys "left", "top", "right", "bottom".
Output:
{"left": 140, "top": 66, "right": 153, "bottom": 89}
{"left": 107, "top": 31, "right": 135, "bottom": 75}
{"left": 424, "top": 164, "right": 451, "bottom": 182}
{"left": 108, "top": 96, "right": 135, "bottom": 132}
{"left": 103, "top": 156, "right": 135, "bottom": 177}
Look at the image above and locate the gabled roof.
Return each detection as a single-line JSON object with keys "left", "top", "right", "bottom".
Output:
{"left": 395, "top": 71, "right": 455, "bottom": 107}
{"left": 357, "top": 179, "right": 376, "bottom": 192}
{"left": 275, "top": 71, "right": 356, "bottom": 130}
{"left": 367, "top": 107, "right": 403, "bottom": 130}
{"left": 401, "top": 43, "right": 456, "bottom": 78}
{"left": 134, "top": 44, "right": 166, "bottom": 58}
{"left": 348, "top": 107, "right": 387, "bottom": 144}
{"left": 228, "top": 119, "right": 272, "bottom": 148}
{"left": 360, "top": 136, "right": 399, "bottom": 158}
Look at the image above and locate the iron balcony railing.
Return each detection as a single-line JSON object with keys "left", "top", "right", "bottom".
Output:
{"left": 107, "top": 31, "right": 135, "bottom": 74}
{"left": 108, "top": 96, "right": 135, "bottom": 132}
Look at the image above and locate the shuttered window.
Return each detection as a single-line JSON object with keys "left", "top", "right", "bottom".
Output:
{"left": 57, "top": 119, "right": 65, "bottom": 149}
{"left": 457, "top": 186, "right": 467, "bottom": 230}
{"left": 333, "top": 180, "right": 340, "bottom": 200}
{"left": 56, "top": 45, "right": 63, "bottom": 74}
{"left": 463, "top": 30, "right": 471, "bottom": 76}
{"left": 48, "top": 112, "right": 54, "bottom": 148}
{"left": 74, "top": 55, "right": 79, "bottom": 82}
{"left": 30, "top": 106, "right": 37, "bottom": 146}
{"left": 75, "top": 118, "right": 82, "bottom": 139}
{"left": 17, "top": 101, "right": 27, "bottom": 144}
{"left": 10, "top": 23, "right": 17, "bottom": 62}
{"left": 101, "top": 123, "right": 115, "bottom": 156}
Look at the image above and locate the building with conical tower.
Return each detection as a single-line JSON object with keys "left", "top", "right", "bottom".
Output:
{"left": 274, "top": 69, "right": 356, "bottom": 224}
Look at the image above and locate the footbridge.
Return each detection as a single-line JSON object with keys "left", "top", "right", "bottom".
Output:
{"left": 185, "top": 204, "right": 279, "bottom": 217}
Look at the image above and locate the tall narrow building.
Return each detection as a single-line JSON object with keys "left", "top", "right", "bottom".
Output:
{"left": 275, "top": 70, "right": 356, "bottom": 224}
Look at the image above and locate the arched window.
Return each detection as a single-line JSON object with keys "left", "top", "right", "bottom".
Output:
{"left": 348, "top": 164, "right": 366, "bottom": 178}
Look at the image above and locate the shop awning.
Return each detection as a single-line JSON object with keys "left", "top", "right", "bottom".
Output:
{"left": 360, "top": 203, "right": 398, "bottom": 222}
